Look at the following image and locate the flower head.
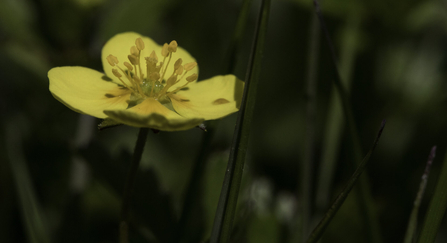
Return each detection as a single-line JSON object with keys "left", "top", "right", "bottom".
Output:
{"left": 48, "top": 32, "right": 244, "bottom": 131}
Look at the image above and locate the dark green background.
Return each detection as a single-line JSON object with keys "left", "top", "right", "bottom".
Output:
{"left": 1, "top": 0, "right": 447, "bottom": 242}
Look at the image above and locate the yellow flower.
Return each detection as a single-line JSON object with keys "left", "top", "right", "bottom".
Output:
{"left": 48, "top": 32, "right": 244, "bottom": 131}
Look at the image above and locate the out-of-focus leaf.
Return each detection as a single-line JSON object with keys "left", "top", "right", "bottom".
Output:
{"left": 97, "top": 0, "right": 174, "bottom": 41}
{"left": 79, "top": 141, "right": 177, "bottom": 243}
{"left": 247, "top": 214, "right": 279, "bottom": 243}
{"left": 0, "top": 0, "right": 36, "bottom": 42}
{"left": 73, "top": 0, "right": 107, "bottom": 9}
{"left": 3, "top": 42, "right": 50, "bottom": 81}
{"left": 5, "top": 118, "right": 50, "bottom": 243}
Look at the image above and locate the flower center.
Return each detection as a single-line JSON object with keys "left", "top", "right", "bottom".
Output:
{"left": 106, "top": 37, "right": 198, "bottom": 105}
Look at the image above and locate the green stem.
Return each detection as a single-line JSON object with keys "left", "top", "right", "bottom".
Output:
{"left": 120, "top": 128, "right": 149, "bottom": 243}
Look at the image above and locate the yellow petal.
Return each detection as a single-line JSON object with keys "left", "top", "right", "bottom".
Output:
{"left": 170, "top": 74, "right": 244, "bottom": 120}
{"left": 101, "top": 32, "right": 199, "bottom": 87}
{"left": 104, "top": 98, "right": 204, "bottom": 131}
{"left": 48, "top": 66, "right": 131, "bottom": 119}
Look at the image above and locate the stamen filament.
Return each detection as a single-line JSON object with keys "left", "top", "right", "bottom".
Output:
{"left": 117, "top": 66, "right": 136, "bottom": 89}
{"left": 116, "top": 75, "right": 132, "bottom": 90}
{"left": 176, "top": 70, "right": 189, "bottom": 85}
{"left": 160, "top": 53, "right": 172, "bottom": 83}
{"left": 117, "top": 66, "right": 144, "bottom": 95}
{"left": 168, "top": 83, "right": 189, "bottom": 94}
{"left": 108, "top": 38, "right": 196, "bottom": 100}
{"left": 138, "top": 50, "right": 144, "bottom": 81}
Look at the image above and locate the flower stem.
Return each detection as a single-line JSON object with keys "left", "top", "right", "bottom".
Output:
{"left": 120, "top": 128, "right": 149, "bottom": 243}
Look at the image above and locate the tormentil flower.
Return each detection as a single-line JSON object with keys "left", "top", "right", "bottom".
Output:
{"left": 48, "top": 32, "right": 244, "bottom": 131}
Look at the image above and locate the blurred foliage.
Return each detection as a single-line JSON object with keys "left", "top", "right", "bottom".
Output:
{"left": 2, "top": 0, "right": 447, "bottom": 242}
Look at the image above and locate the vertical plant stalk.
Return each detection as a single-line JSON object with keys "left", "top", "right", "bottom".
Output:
{"left": 175, "top": 1, "right": 253, "bottom": 241}
{"left": 120, "top": 128, "right": 149, "bottom": 243}
{"left": 417, "top": 147, "right": 447, "bottom": 243}
{"left": 312, "top": 1, "right": 382, "bottom": 242}
{"left": 210, "top": 0, "right": 271, "bottom": 242}
{"left": 301, "top": 9, "right": 321, "bottom": 242}
{"left": 306, "top": 120, "right": 386, "bottom": 243}
{"left": 404, "top": 146, "right": 436, "bottom": 243}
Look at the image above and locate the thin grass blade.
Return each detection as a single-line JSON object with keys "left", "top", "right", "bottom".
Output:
{"left": 306, "top": 120, "right": 386, "bottom": 243}
{"left": 417, "top": 147, "right": 447, "bottom": 243}
{"left": 316, "top": 10, "right": 361, "bottom": 214}
{"left": 209, "top": 0, "right": 271, "bottom": 242}
{"left": 404, "top": 146, "right": 436, "bottom": 243}
{"left": 312, "top": 1, "right": 382, "bottom": 242}
{"left": 176, "top": 1, "right": 254, "bottom": 240}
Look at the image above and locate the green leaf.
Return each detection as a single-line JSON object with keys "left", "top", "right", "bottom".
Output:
{"left": 209, "top": 0, "right": 271, "bottom": 242}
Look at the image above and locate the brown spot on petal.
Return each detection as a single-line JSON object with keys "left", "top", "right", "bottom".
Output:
{"left": 105, "top": 93, "right": 116, "bottom": 98}
{"left": 213, "top": 98, "right": 230, "bottom": 105}
{"left": 180, "top": 99, "right": 190, "bottom": 102}
{"left": 101, "top": 75, "right": 113, "bottom": 82}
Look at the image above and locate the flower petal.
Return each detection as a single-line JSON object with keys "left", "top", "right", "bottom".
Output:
{"left": 48, "top": 66, "right": 131, "bottom": 119}
{"left": 170, "top": 74, "right": 244, "bottom": 120}
{"left": 101, "top": 32, "right": 199, "bottom": 87}
{"left": 104, "top": 98, "right": 204, "bottom": 131}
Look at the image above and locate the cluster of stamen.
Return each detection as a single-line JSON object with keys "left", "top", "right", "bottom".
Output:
{"left": 106, "top": 38, "right": 198, "bottom": 103}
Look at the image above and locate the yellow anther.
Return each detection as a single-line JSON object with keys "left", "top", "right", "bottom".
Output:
{"left": 128, "top": 54, "right": 139, "bottom": 65}
{"left": 124, "top": 62, "right": 133, "bottom": 71}
{"left": 184, "top": 62, "right": 197, "bottom": 71}
{"left": 167, "top": 75, "right": 177, "bottom": 86}
{"left": 186, "top": 73, "right": 198, "bottom": 82}
{"left": 112, "top": 69, "right": 122, "bottom": 78}
{"left": 168, "top": 40, "right": 178, "bottom": 52}
{"left": 150, "top": 50, "right": 158, "bottom": 62}
{"left": 176, "top": 65, "right": 184, "bottom": 75}
{"left": 135, "top": 38, "right": 145, "bottom": 50}
{"left": 174, "top": 58, "right": 183, "bottom": 70}
{"left": 107, "top": 55, "right": 119, "bottom": 66}
{"left": 161, "top": 43, "right": 169, "bottom": 57}
{"left": 130, "top": 46, "right": 139, "bottom": 56}
{"left": 149, "top": 72, "right": 160, "bottom": 81}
